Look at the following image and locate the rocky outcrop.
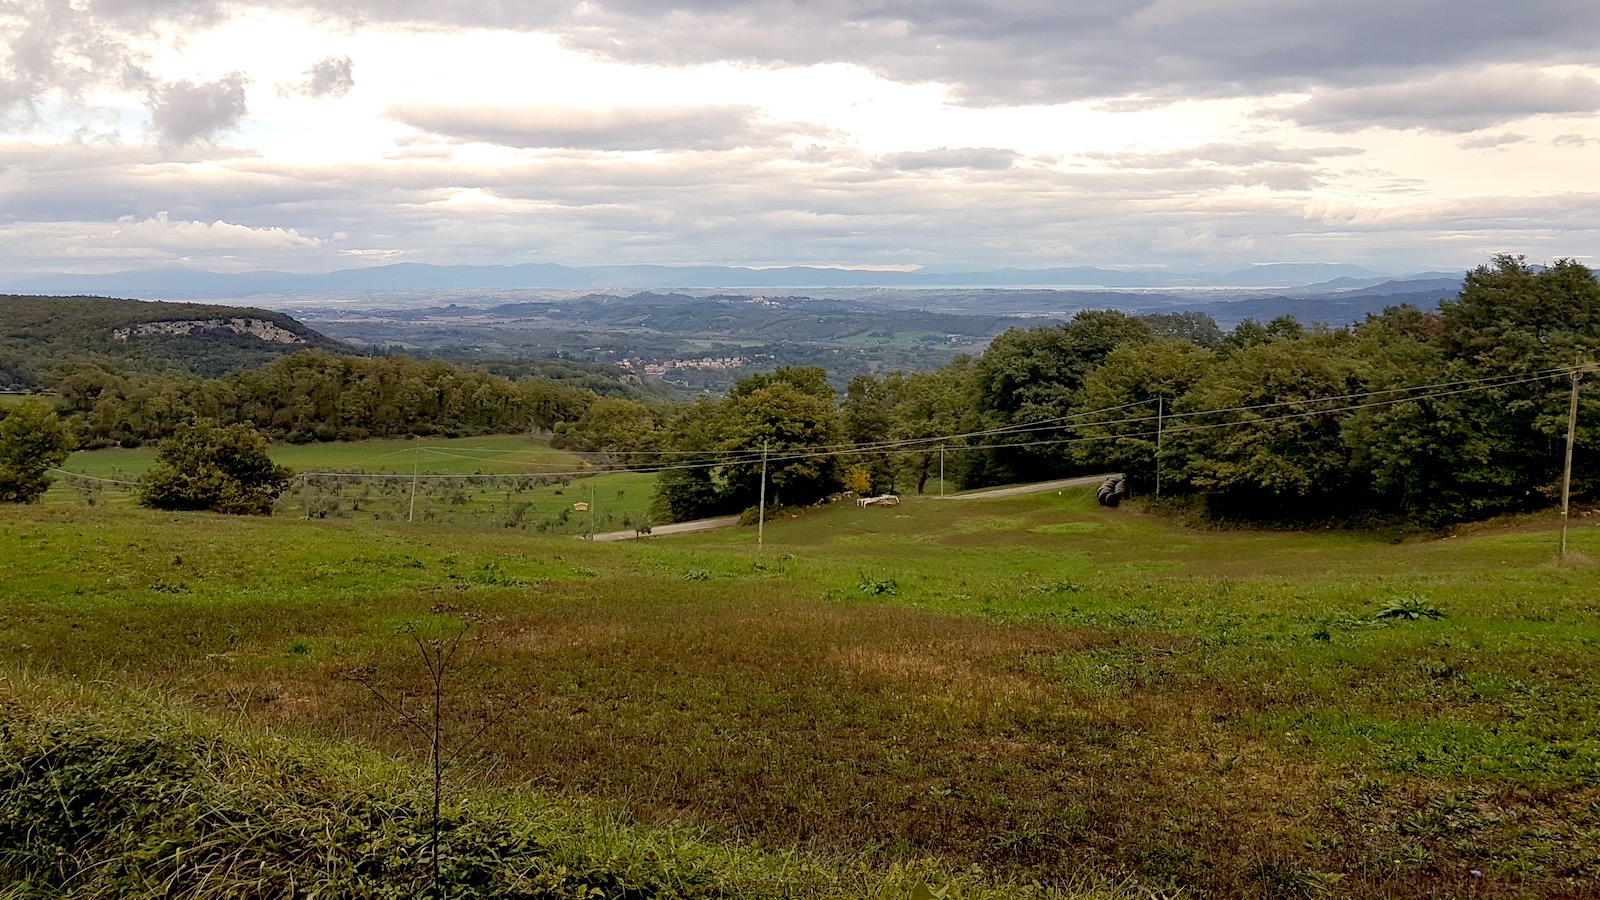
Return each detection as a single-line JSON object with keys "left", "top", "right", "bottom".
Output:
{"left": 112, "top": 318, "right": 306, "bottom": 345}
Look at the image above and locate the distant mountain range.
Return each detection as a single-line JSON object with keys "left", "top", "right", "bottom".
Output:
{"left": 2, "top": 262, "right": 1468, "bottom": 298}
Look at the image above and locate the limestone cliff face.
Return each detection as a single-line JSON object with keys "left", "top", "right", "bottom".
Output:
{"left": 111, "top": 318, "right": 306, "bottom": 344}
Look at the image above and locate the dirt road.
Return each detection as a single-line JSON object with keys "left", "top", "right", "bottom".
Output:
{"left": 590, "top": 514, "right": 741, "bottom": 542}
{"left": 588, "top": 474, "right": 1119, "bottom": 540}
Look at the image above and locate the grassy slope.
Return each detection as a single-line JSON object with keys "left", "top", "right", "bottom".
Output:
{"left": 2, "top": 491, "right": 1598, "bottom": 897}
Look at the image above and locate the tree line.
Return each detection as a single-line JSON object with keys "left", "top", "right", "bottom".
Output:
{"left": 56, "top": 351, "right": 596, "bottom": 447}
{"left": 552, "top": 256, "right": 1598, "bottom": 527}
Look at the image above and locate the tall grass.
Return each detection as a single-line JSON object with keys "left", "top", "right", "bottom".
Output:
{"left": 0, "top": 676, "right": 1171, "bottom": 900}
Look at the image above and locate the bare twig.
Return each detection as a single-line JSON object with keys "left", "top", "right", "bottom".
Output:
{"left": 346, "top": 622, "right": 529, "bottom": 899}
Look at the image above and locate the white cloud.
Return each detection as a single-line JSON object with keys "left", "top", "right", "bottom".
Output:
{"left": 0, "top": 210, "right": 334, "bottom": 273}
{"left": 878, "top": 147, "right": 1018, "bottom": 171}
{"left": 387, "top": 104, "right": 824, "bottom": 151}
{"left": 1457, "top": 133, "right": 1529, "bottom": 150}
{"left": 110, "top": 211, "right": 323, "bottom": 249}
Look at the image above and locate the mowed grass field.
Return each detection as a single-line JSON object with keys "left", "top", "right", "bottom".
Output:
{"left": 54, "top": 435, "right": 658, "bottom": 534}
{"left": 61, "top": 433, "right": 587, "bottom": 479}
{"left": 3, "top": 489, "right": 1599, "bottom": 897}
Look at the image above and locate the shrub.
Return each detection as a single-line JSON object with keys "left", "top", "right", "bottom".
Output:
{"left": 139, "top": 421, "right": 294, "bottom": 515}
{"left": 1376, "top": 596, "right": 1446, "bottom": 621}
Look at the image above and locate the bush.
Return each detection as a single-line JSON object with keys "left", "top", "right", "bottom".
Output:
{"left": 139, "top": 421, "right": 294, "bottom": 515}
{"left": 0, "top": 400, "right": 74, "bottom": 503}
{"left": 0, "top": 706, "right": 763, "bottom": 899}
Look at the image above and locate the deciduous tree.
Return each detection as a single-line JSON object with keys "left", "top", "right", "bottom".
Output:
{"left": 0, "top": 401, "right": 75, "bottom": 503}
{"left": 139, "top": 421, "right": 294, "bottom": 515}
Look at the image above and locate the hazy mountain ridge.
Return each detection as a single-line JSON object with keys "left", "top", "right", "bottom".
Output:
{"left": 4, "top": 261, "right": 1451, "bottom": 298}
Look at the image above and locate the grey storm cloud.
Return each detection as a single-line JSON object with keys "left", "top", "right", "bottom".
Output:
{"left": 147, "top": 73, "right": 249, "bottom": 147}
{"left": 262, "top": 0, "right": 1600, "bottom": 109}
{"left": 13, "top": 1, "right": 1600, "bottom": 112}
{"left": 298, "top": 56, "right": 355, "bottom": 98}
{"left": 1266, "top": 68, "right": 1600, "bottom": 133}
{"left": 387, "top": 104, "right": 820, "bottom": 151}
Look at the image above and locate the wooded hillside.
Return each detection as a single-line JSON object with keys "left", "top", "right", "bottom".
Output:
{"left": 0, "top": 295, "right": 347, "bottom": 386}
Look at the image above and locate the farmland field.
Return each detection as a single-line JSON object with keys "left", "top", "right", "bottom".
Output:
{"left": 61, "top": 433, "right": 587, "bottom": 479}
{"left": 53, "top": 435, "right": 658, "bottom": 534}
{"left": 3, "top": 488, "right": 1599, "bottom": 897}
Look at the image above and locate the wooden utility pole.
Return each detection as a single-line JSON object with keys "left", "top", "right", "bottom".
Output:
{"left": 757, "top": 442, "right": 768, "bottom": 553}
{"left": 302, "top": 473, "right": 310, "bottom": 519}
{"left": 408, "top": 447, "right": 419, "bottom": 524}
{"left": 589, "top": 483, "right": 596, "bottom": 539}
{"left": 1156, "top": 396, "right": 1164, "bottom": 499}
{"left": 1561, "top": 355, "right": 1584, "bottom": 557}
{"left": 939, "top": 446, "right": 945, "bottom": 498}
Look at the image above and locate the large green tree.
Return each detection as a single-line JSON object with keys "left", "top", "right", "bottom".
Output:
{"left": 969, "top": 310, "right": 1154, "bottom": 485}
{"left": 1339, "top": 305, "right": 1506, "bottom": 525}
{"left": 1435, "top": 256, "right": 1600, "bottom": 511}
{"left": 551, "top": 397, "right": 664, "bottom": 466}
{"left": 1173, "top": 330, "right": 1368, "bottom": 518}
{"left": 890, "top": 362, "right": 977, "bottom": 494}
{"left": 1070, "top": 339, "right": 1215, "bottom": 491}
{"left": 842, "top": 373, "right": 904, "bottom": 494}
{"left": 0, "top": 401, "right": 75, "bottom": 503}
{"left": 139, "top": 422, "right": 294, "bottom": 515}
{"left": 651, "top": 367, "right": 843, "bottom": 522}
{"left": 650, "top": 398, "right": 730, "bottom": 524}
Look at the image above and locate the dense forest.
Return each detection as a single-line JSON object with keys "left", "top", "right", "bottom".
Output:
{"left": 57, "top": 351, "right": 597, "bottom": 446}
{"left": 553, "top": 256, "right": 1599, "bottom": 528}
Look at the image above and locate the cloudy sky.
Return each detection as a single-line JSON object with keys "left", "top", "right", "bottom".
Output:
{"left": 3, "top": 0, "right": 1599, "bottom": 280}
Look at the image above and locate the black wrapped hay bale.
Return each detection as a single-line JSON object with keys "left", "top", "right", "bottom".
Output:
{"left": 1097, "top": 475, "right": 1126, "bottom": 507}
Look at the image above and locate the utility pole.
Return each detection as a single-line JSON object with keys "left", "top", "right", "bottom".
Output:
{"left": 1156, "top": 396, "right": 1164, "bottom": 499}
{"left": 408, "top": 448, "right": 419, "bottom": 524}
{"left": 939, "top": 445, "right": 945, "bottom": 498}
{"left": 302, "top": 473, "right": 310, "bottom": 519}
{"left": 589, "top": 482, "right": 596, "bottom": 540}
{"left": 757, "top": 442, "right": 768, "bottom": 553}
{"left": 1561, "top": 355, "right": 1585, "bottom": 557}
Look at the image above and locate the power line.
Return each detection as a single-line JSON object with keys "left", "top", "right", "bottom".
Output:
{"left": 55, "top": 362, "right": 1585, "bottom": 486}
{"left": 47, "top": 468, "right": 139, "bottom": 487}
{"left": 528, "top": 363, "right": 1589, "bottom": 464}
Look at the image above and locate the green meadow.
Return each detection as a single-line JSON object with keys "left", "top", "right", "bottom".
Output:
{"left": 3, "top": 487, "right": 1599, "bottom": 898}
{"left": 61, "top": 433, "right": 586, "bottom": 479}
{"left": 54, "top": 435, "right": 658, "bottom": 534}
